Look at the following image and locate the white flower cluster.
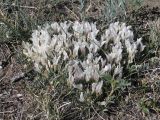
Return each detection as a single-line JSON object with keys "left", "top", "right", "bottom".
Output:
{"left": 23, "top": 21, "right": 145, "bottom": 102}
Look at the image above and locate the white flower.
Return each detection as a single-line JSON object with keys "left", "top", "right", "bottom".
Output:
{"left": 80, "top": 43, "right": 87, "bottom": 56}
{"left": 92, "top": 83, "right": 97, "bottom": 93}
{"left": 60, "top": 21, "right": 71, "bottom": 33}
{"left": 101, "top": 30, "right": 111, "bottom": 47}
{"left": 115, "top": 48, "right": 122, "bottom": 64}
{"left": 86, "top": 53, "right": 94, "bottom": 64}
{"left": 34, "top": 62, "right": 42, "bottom": 72}
{"left": 68, "top": 74, "right": 74, "bottom": 87}
{"left": 125, "top": 40, "right": 137, "bottom": 63}
{"left": 71, "top": 61, "right": 84, "bottom": 82}
{"left": 51, "top": 36, "right": 58, "bottom": 49}
{"left": 73, "top": 21, "right": 83, "bottom": 36}
{"left": 92, "top": 81, "right": 103, "bottom": 95}
{"left": 79, "top": 92, "right": 85, "bottom": 102}
{"left": 90, "top": 42, "right": 100, "bottom": 53}
{"left": 114, "top": 65, "right": 123, "bottom": 78}
{"left": 73, "top": 42, "right": 80, "bottom": 57}
{"left": 89, "top": 22, "right": 99, "bottom": 40}
{"left": 107, "top": 52, "right": 116, "bottom": 63}
{"left": 96, "top": 81, "right": 103, "bottom": 95}
{"left": 83, "top": 21, "right": 91, "bottom": 33}
{"left": 85, "top": 66, "right": 95, "bottom": 82}
{"left": 62, "top": 50, "right": 69, "bottom": 60}
{"left": 82, "top": 56, "right": 101, "bottom": 82}
{"left": 52, "top": 56, "right": 61, "bottom": 65}
{"left": 22, "top": 42, "right": 33, "bottom": 57}
{"left": 101, "top": 64, "right": 112, "bottom": 74}
{"left": 109, "top": 22, "right": 119, "bottom": 37}
{"left": 91, "top": 22, "right": 99, "bottom": 34}
{"left": 51, "top": 22, "right": 61, "bottom": 33}
{"left": 73, "top": 84, "right": 83, "bottom": 90}
{"left": 136, "top": 38, "right": 145, "bottom": 51}
{"left": 101, "top": 58, "right": 106, "bottom": 68}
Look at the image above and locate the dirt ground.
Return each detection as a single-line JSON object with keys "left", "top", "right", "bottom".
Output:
{"left": 143, "top": 0, "right": 160, "bottom": 7}
{"left": 0, "top": 0, "right": 160, "bottom": 120}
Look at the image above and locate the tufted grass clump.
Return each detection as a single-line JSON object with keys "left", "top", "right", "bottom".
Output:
{"left": 103, "top": 0, "right": 144, "bottom": 22}
{"left": 148, "top": 19, "right": 160, "bottom": 57}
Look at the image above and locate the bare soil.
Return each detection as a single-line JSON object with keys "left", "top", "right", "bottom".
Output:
{"left": 143, "top": 0, "right": 160, "bottom": 8}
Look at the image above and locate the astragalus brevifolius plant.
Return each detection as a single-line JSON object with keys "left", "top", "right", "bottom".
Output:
{"left": 23, "top": 21, "right": 145, "bottom": 103}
